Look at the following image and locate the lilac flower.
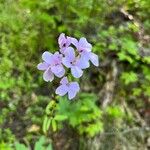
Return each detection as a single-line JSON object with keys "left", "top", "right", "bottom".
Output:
{"left": 58, "top": 33, "right": 72, "bottom": 54}
{"left": 71, "top": 37, "right": 99, "bottom": 67}
{"left": 62, "top": 47, "right": 87, "bottom": 78}
{"left": 37, "top": 33, "right": 99, "bottom": 100}
{"left": 55, "top": 77, "right": 80, "bottom": 100}
{"left": 37, "top": 51, "right": 65, "bottom": 82}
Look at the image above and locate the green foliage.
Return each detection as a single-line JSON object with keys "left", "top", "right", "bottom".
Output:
{"left": 15, "top": 142, "right": 28, "bottom": 150}
{"left": 106, "top": 106, "right": 124, "bottom": 119}
{"left": 121, "top": 71, "right": 138, "bottom": 85}
{"left": 0, "top": 129, "right": 15, "bottom": 145}
{"left": 0, "top": 129, "right": 15, "bottom": 150}
{"left": 34, "top": 136, "right": 53, "bottom": 150}
{"left": 43, "top": 93, "right": 103, "bottom": 137}
{"left": 0, "top": 142, "right": 12, "bottom": 150}
{"left": 15, "top": 136, "right": 53, "bottom": 150}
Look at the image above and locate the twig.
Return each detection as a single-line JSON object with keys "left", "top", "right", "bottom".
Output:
{"left": 100, "top": 126, "right": 150, "bottom": 136}
{"left": 100, "top": 60, "right": 118, "bottom": 108}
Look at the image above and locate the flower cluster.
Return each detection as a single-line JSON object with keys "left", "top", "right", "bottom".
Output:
{"left": 37, "top": 33, "right": 99, "bottom": 100}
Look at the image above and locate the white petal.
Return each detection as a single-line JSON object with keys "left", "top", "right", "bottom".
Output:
{"left": 43, "top": 68, "right": 54, "bottom": 82}
{"left": 42, "top": 51, "right": 53, "bottom": 64}
{"left": 76, "top": 56, "right": 90, "bottom": 69}
{"left": 69, "top": 82, "right": 80, "bottom": 92}
{"left": 89, "top": 52, "right": 99, "bottom": 66}
{"left": 60, "top": 77, "right": 68, "bottom": 84}
{"left": 62, "top": 57, "right": 72, "bottom": 68}
{"left": 51, "top": 65, "right": 64, "bottom": 74}
{"left": 71, "top": 66, "right": 83, "bottom": 78}
{"left": 68, "top": 82, "right": 80, "bottom": 100}
{"left": 64, "top": 47, "right": 75, "bottom": 60}
{"left": 37, "top": 62, "right": 49, "bottom": 70}
{"left": 70, "top": 37, "right": 78, "bottom": 47}
{"left": 79, "top": 37, "right": 92, "bottom": 50}
{"left": 55, "top": 67, "right": 65, "bottom": 78}
{"left": 58, "top": 33, "right": 65, "bottom": 44}
{"left": 51, "top": 65, "right": 65, "bottom": 77}
{"left": 55, "top": 85, "right": 68, "bottom": 96}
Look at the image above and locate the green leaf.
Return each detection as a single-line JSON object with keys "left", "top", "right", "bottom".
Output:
{"left": 0, "top": 142, "right": 12, "bottom": 150}
{"left": 46, "top": 118, "right": 51, "bottom": 131}
{"left": 46, "top": 101, "right": 56, "bottom": 115}
{"left": 34, "top": 136, "right": 45, "bottom": 150}
{"left": 85, "top": 121, "right": 103, "bottom": 137}
{"left": 106, "top": 106, "right": 124, "bottom": 118}
{"left": 15, "top": 142, "right": 28, "bottom": 150}
{"left": 122, "top": 38, "right": 138, "bottom": 56}
{"left": 54, "top": 115, "right": 67, "bottom": 121}
{"left": 51, "top": 119, "right": 57, "bottom": 132}
{"left": 117, "top": 52, "right": 134, "bottom": 63}
{"left": 142, "top": 56, "right": 150, "bottom": 64}
{"left": 43, "top": 116, "right": 48, "bottom": 134}
{"left": 46, "top": 144, "right": 53, "bottom": 150}
{"left": 121, "top": 71, "right": 138, "bottom": 85}
{"left": 132, "top": 88, "right": 142, "bottom": 96}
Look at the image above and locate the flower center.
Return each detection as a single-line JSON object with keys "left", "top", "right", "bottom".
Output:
{"left": 70, "top": 59, "right": 76, "bottom": 65}
{"left": 79, "top": 49, "right": 83, "bottom": 53}
{"left": 63, "top": 43, "right": 66, "bottom": 47}
{"left": 66, "top": 83, "right": 70, "bottom": 87}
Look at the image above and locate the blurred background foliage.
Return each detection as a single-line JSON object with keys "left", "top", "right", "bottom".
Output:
{"left": 0, "top": 0, "right": 150, "bottom": 150}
